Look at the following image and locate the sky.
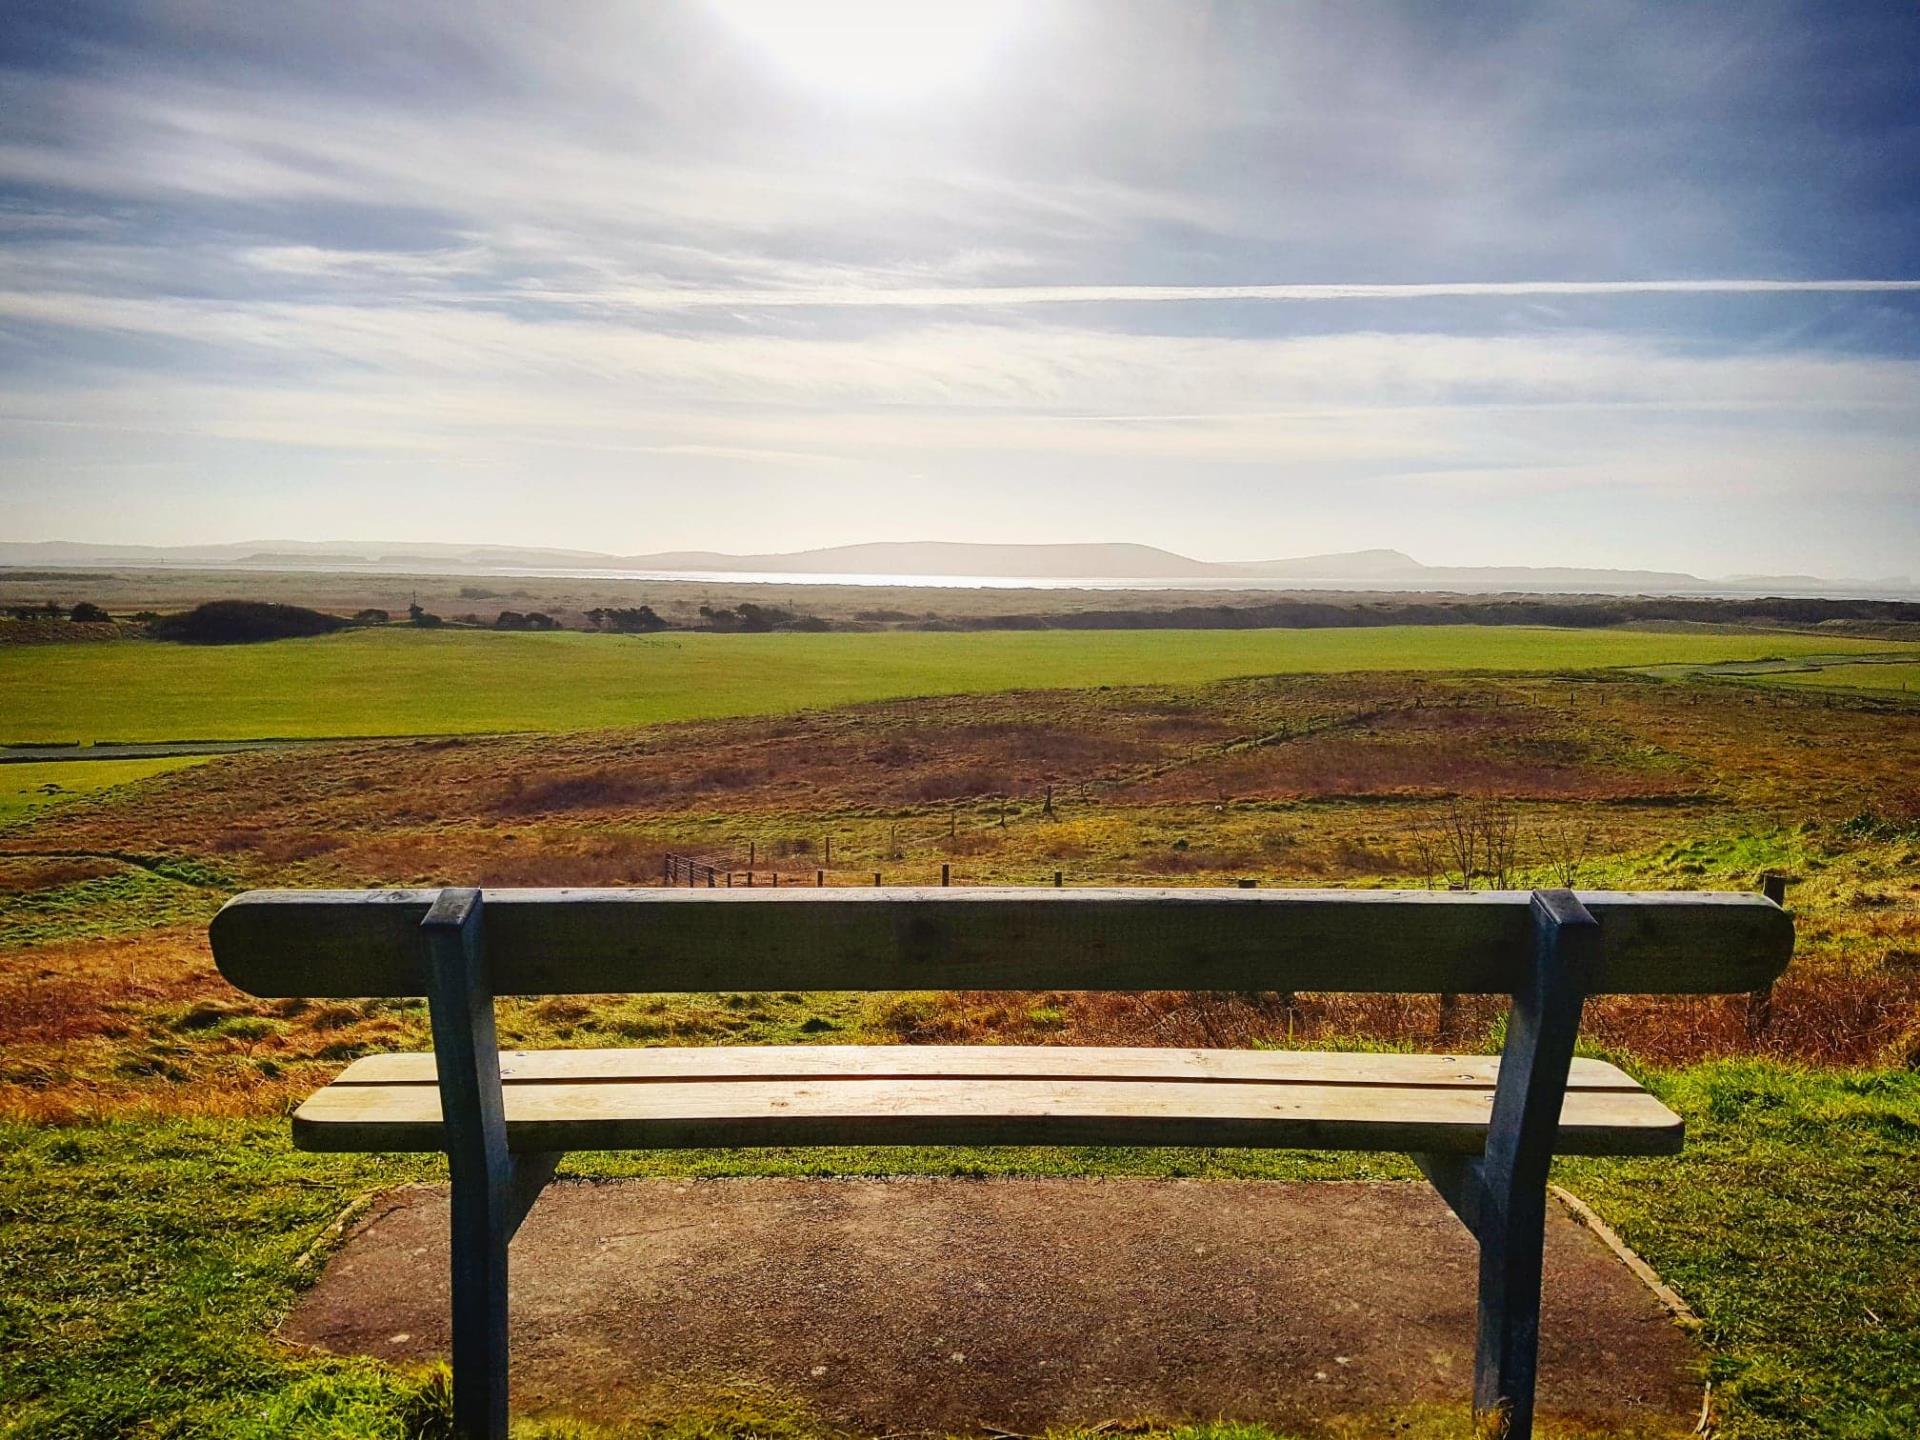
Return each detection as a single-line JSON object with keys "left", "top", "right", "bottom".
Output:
{"left": 1, "top": 1, "right": 1918, "bottom": 577}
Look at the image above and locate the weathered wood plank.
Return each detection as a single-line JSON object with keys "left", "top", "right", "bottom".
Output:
{"left": 291, "top": 1073, "right": 1682, "bottom": 1156}
{"left": 212, "top": 886, "right": 1792, "bottom": 998}
{"left": 333, "top": 1044, "right": 1645, "bottom": 1092}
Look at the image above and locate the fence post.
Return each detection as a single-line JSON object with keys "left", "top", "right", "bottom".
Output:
{"left": 816, "top": 869, "right": 824, "bottom": 887}
{"left": 872, "top": 871, "right": 881, "bottom": 887}
{"left": 941, "top": 863, "right": 950, "bottom": 887}
{"left": 1054, "top": 870, "right": 1063, "bottom": 887}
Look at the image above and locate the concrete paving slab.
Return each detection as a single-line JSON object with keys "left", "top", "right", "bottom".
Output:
{"left": 283, "top": 1178, "right": 1702, "bottom": 1435}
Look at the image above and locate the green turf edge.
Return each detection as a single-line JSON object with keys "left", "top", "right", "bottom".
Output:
{"left": 2, "top": 1060, "right": 1916, "bottom": 1440}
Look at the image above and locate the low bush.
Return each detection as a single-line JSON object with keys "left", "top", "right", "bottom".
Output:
{"left": 147, "top": 601, "right": 349, "bottom": 644}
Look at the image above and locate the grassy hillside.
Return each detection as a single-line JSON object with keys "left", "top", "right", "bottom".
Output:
{"left": 2, "top": 624, "right": 1905, "bottom": 744}
{"left": 3, "top": 666, "right": 1915, "bottom": 1436}
{"left": 1761, "top": 661, "right": 1920, "bottom": 694}
{"left": 0, "top": 756, "right": 213, "bottom": 824}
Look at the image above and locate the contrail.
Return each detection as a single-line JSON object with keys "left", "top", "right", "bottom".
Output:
{"left": 562, "top": 279, "right": 1920, "bottom": 309}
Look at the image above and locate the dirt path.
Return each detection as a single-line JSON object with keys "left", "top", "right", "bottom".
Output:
{"left": 1641, "top": 649, "right": 1918, "bottom": 680}
{"left": 285, "top": 1177, "right": 1703, "bottom": 1436}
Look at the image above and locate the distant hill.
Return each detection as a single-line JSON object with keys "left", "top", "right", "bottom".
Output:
{"left": 0, "top": 539, "right": 614, "bottom": 567}
{"left": 620, "top": 540, "right": 1220, "bottom": 578}
{"left": 1230, "top": 548, "right": 1421, "bottom": 579}
{"left": 2, "top": 537, "right": 1908, "bottom": 598}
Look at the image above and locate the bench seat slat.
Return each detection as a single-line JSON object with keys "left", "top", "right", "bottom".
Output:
{"left": 334, "top": 1044, "right": 1645, "bottom": 1091}
{"left": 294, "top": 1045, "right": 1681, "bottom": 1157}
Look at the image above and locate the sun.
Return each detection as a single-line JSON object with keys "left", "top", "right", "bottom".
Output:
{"left": 711, "top": 0, "right": 1025, "bottom": 102}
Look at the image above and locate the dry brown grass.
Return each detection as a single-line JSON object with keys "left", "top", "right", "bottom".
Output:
{"left": 870, "top": 973, "right": 1919, "bottom": 1070}
{"left": 15, "top": 672, "right": 1912, "bottom": 860}
{"left": 4, "top": 669, "right": 1916, "bottom": 1117}
{"left": 0, "top": 855, "right": 122, "bottom": 892}
{"left": 0, "top": 926, "right": 435, "bottom": 1121}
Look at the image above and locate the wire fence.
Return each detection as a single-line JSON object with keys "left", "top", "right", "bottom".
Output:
{"left": 662, "top": 852, "right": 1065, "bottom": 889}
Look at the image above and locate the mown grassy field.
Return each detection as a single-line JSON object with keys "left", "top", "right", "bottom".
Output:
{"left": 2, "top": 624, "right": 1908, "bottom": 743}
{"left": 1759, "top": 661, "right": 1920, "bottom": 695}
{"left": 2, "top": 652, "right": 1917, "bottom": 1438}
{"left": 0, "top": 755, "right": 214, "bottom": 823}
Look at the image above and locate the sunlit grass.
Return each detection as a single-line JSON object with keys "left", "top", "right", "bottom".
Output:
{"left": 3, "top": 1065, "right": 1913, "bottom": 1439}
{"left": 1, "top": 625, "right": 1905, "bottom": 744}
{"left": 2, "top": 663, "right": 1915, "bottom": 1436}
{"left": 1756, "top": 661, "right": 1920, "bottom": 695}
{"left": 0, "top": 755, "right": 214, "bottom": 823}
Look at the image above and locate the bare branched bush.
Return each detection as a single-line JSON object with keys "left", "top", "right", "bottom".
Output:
{"left": 1482, "top": 803, "right": 1520, "bottom": 889}
{"left": 1407, "top": 796, "right": 1523, "bottom": 890}
{"left": 1537, "top": 814, "right": 1598, "bottom": 888}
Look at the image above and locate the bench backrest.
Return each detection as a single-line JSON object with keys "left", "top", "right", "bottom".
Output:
{"left": 210, "top": 886, "right": 1791, "bottom": 998}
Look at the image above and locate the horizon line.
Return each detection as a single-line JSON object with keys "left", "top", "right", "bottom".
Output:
{"left": 7, "top": 535, "right": 1913, "bottom": 586}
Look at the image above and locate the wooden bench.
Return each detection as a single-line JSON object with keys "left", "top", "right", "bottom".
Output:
{"left": 212, "top": 885, "right": 1792, "bottom": 1440}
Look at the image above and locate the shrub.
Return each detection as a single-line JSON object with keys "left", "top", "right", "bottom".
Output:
{"left": 351, "top": 608, "right": 390, "bottom": 625}
{"left": 698, "top": 602, "right": 828, "bottom": 632}
{"left": 68, "top": 601, "right": 111, "bottom": 623}
{"left": 1840, "top": 809, "right": 1920, "bottom": 843}
{"left": 586, "top": 605, "right": 666, "bottom": 633}
{"left": 147, "top": 600, "right": 350, "bottom": 644}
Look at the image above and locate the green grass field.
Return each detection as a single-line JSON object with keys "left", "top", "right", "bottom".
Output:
{"left": 1760, "top": 661, "right": 1920, "bottom": 695}
{"left": 0, "top": 756, "right": 214, "bottom": 823}
{"left": 3, "top": 649, "right": 1917, "bottom": 1436}
{"left": 1, "top": 625, "right": 1905, "bottom": 744}
{"left": 3, "top": 1063, "right": 1914, "bottom": 1440}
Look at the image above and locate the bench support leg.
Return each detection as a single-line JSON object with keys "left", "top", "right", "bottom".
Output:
{"left": 1414, "top": 888, "right": 1597, "bottom": 1440}
{"left": 424, "top": 888, "right": 559, "bottom": 1440}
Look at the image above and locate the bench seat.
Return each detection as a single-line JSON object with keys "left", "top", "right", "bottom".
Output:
{"left": 218, "top": 885, "right": 1788, "bottom": 1438}
{"left": 294, "top": 1044, "right": 1682, "bottom": 1156}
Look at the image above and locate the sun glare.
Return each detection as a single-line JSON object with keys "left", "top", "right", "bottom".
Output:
{"left": 711, "top": 0, "right": 1024, "bottom": 102}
